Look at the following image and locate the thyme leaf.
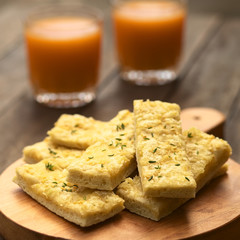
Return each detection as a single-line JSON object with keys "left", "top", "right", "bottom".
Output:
{"left": 148, "top": 176, "right": 153, "bottom": 181}
{"left": 187, "top": 132, "right": 193, "bottom": 138}
{"left": 185, "top": 177, "right": 190, "bottom": 181}
{"left": 48, "top": 148, "right": 57, "bottom": 155}
{"left": 45, "top": 162, "right": 54, "bottom": 171}
{"left": 71, "top": 129, "right": 77, "bottom": 134}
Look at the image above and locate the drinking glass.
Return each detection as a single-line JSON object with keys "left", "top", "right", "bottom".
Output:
{"left": 112, "top": 0, "right": 186, "bottom": 85}
{"left": 25, "top": 5, "right": 103, "bottom": 108}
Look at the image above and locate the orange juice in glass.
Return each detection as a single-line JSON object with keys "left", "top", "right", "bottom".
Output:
{"left": 25, "top": 5, "right": 102, "bottom": 108}
{"left": 112, "top": 0, "right": 186, "bottom": 85}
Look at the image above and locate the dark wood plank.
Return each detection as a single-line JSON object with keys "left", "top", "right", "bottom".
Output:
{"left": 0, "top": 2, "right": 23, "bottom": 60}
{"left": 169, "top": 18, "right": 240, "bottom": 112}
{"left": 0, "top": 47, "right": 28, "bottom": 117}
{"left": 226, "top": 86, "right": 240, "bottom": 161}
{"left": 169, "top": 18, "right": 240, "bottom": 163}
{"left": 189, "top": 0, "right": 240, "bottom": 16}
{"left": 0, "top": 14, "right": 224, "bottom": 174}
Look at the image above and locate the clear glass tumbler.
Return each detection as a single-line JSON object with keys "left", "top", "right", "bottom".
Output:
{"left": 112, "top": 0, "right": 186, "bottom": 85}
{"left": 25, "top": 5, "right": 103, "bottom": 108}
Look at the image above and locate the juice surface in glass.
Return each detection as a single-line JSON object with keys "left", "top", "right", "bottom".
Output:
{"left": 25, "top": 17, "right": 102, "bottom": 94}
{"left": 112, "top": 0, "right": 186, "bottom": 71}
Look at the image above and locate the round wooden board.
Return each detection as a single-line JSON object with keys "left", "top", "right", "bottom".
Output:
{"left": 180, "top": 107, "right": 225, "bottom": 138}
{"left": 1, "top": 159, "right": 240, "bottom": 240}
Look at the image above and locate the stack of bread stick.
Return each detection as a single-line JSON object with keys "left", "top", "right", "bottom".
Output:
{"left": 13, "top": 100, "right": 231, "bottom": 227}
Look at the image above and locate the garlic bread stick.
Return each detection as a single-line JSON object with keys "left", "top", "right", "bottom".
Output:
{"left": 14, "top": 157, "right": 124, "bottom": 227}
{"left": 134, "top": 100, "right": 196, "bottom": 198}
{"left": 67, "top": 110, "right": 136, "bottom": 190}
{"left": 48, "top": 113, "right": 112, "bottom": 150}
{"left": 23, "top": 137, "right": 84, "bottom": 164}
{"left": 116, "top": 128, "right": 231, "bottom": 221}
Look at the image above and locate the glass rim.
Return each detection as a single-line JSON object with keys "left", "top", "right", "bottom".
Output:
{"left": 110, "top": 0, "right": 187, "bottom": 8}
{"left": 25, "top": 3, "right": 103, "bottom": 26}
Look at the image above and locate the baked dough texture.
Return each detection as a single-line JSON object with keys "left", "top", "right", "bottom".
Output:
{"left": 15, "top": 100, "right": 232, "bottom": 226}
{"left": 134, "top": 100, "right": 196, "bottom": 198}
{"left": 47, "top": 113, "right": 110, "bottom": 149}
{"left": 23, "top": 137, "right": 84, "bottom": 164}
{"left": 116, "top": 127, "right": 231, "bottom": 221}
{"left": 13, "top": 158, "right": 124, "bottom": 227}
{"left": 67, "top": 110, "right": 136, "bottom": 190}
{"left": 47, "top": 110, "right": 133, "bottom": 150}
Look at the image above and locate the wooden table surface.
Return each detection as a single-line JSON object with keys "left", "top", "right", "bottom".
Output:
{"left": 0, "top": 0, "right": 240, "bottom": 239}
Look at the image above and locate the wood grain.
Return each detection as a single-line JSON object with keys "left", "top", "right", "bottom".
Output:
{"left": 1, "top": 7, "right": 237, "bottom": 178}
{"left": 181, "top": 107, "right": 225, "bottom": 138}
{"left": 0, "top": 159, "right": 240, "bottom": 240}
{"left": 1, "top": 1, "right": 240, "bottom": 240}
{"left": 169, "top": 18, "right": 240, "bottom": 114}
{"left": 0, "top": 107, "right": 239, "bottom": 240}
